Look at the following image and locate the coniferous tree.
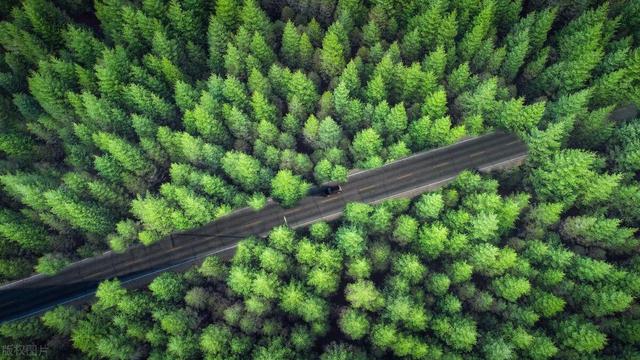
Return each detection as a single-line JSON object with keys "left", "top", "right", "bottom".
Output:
{"left": 281, "top": 21, "right": 300, "bottom": 69}
{"left": 0, "top": 209, "right": 52, "bottom": 252}
{"left": 271, "top": 169, "right": 311, "bottom": 208}
{"left": 221, "top": 151, "right": 270, "bottom": 192}
{"left": 320, "top": 26, "right": 346, "bottom": 80}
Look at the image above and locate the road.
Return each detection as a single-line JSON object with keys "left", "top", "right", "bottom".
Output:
{"left": 0, "top": 131, "right": 527, "bottom": 323}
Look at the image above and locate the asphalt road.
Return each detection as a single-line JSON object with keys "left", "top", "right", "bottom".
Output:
{"left": 0, "top": 131, "right": 527, "bottom": 323}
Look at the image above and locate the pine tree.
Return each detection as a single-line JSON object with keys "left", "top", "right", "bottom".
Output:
{"left": 492, "top": 275, "right": 531, "bottom": 302}
{"left": 0, "top": 128, "right": 40, "bottom": 161}
{"left": 166, "top": 0, "right": 200, "bottom": 44}
{"left": 492, "top": 98, "right": 546, "bottom": 134}
{"left": 0, "top": 19, "right": 49, "bottom": 67}
{"left": 222, "top": 75, "right": 250, "bottom": 111}
{"left": 455, "top": 77, "right": 498, "bottom": 119}
{"left": 120, "top": 7, "right": 162, "bottom": 57}
{"left": 320, "top": 29, "right": 346, "bottom": 79}
{"left": 401, "top": 29, "right": 422, "bottom": 63}
{"left": 407, "top": 116, "right": 432, "bottom": 151}
{"left": 161, "top": 184, "right": 217, "bottom": 226}
{"left": 239, "top": 0, "right": 271, "bottom": 41}
{"left": 63, "top": 25, "right": 105, "bottom": 68}
{"left": 123, "top": 83, "right": 175, "bottom": 122}
{"left": 339, "top": 308, "right": 369, "bottom": 340}
{"left": 183, "top": 98, "right": 229, "bottom": 144}
{"left": 21, "top": 0, "right": 68, "bottom": 48}
{"left": 215, "top": 0, "right": 238, "bottom": 31}
{"left": 256, "top": 119, "right": 279, "bottom": 145}
{"left": 92, "top": 131, "right": 154, "bottom": 176}
{"left": 423, "top": 45, "right": 447, "bottom": 80}
{"left": 447, "top": 62, "right": 475, "bottom": 96}
{"left": 529, "top": 7, "right": 557, "bottom": 53}
{"left": 459, "top": 0, "right": 495, "bottom": 62}
{"left": 501, "top": 24, "right": 530, "bottom": 81}
{"left": 314, "top": 159, "right": 333, "bottom": 183}
{"left": 528, "top": 149, "right": 619, "bottom": 208}
{"left": 250, "top": 32, "right": 275, "bottom": 71}
{"left": 339, "top": 59, "right": 361, "bottom": 97}
{"left": 150, "top": 29, "right": 179, "bottom": 64}
{"left": 287, "top": 71, "right": 319, "bottom": 116}
{"left": 222, "top": 104, "right": 253, "bottom": 141}
{"left": 247, "top": 68, "right": 272, "bottom": 97}
{"left": 365, "top": 73, "right": 386, "bottom": 104}
{"left": 562, "top": 215, "right": 637, "bottom": 252}
{"left": 281, "top": 21, "right": 300, "bottom": 68}
{"left": 0, "top": 209, "right": 52, "bottom": 252}
{"left": 35, "top": 253, "right": 70, "bottom": 275}
{"left": 28, "top": 58, "right": 77, "bottom": 123}
{"left": 411, "top": 0, "right": 449, "bottom": 51}
{"left": 351, "top": 128, "right": 382, "bottom": 164}
{"left": 534, "top": 5, "right": 607, "bottom": 96}
{"left": 422, "top": 89, "right": 447, "bottom": 119}
{"left": 224, "top": 43, "right": 245, "bottom": 79}
{"left": 345, "top": 280, "right": 384, "bottom": 311}
{"left": 386, "top": 141, "right": 410, "bottom": 162}
{"left": 95, "top": 46, "right": 130, "bottom": 102}
{"left": 571, "top": 106, "right": 615, "bottom": 149}
{"left": 174, "top": 80, "right": 199, "bottom": 113}
{"left": 221, "top": 151, "right": 269, "bottom": 191}
{"left": 591, "top": 48, "right": 640, "bottom": 108}
{"left": 299, "top": 33, "right": 314, "bottom": 70}
{"left": 207, "top": 16, "right": 230, "bottom": 74}
{"left": 317, "top": 117, "right": 343, "bottom": 149}
{"left": 556, "top": 317, "right": 607, "bottom": 354}
{"left": 400, "top": 63, "right": 436, "bottom": 105}
{"left": 251, "top": 91, "right": 277, "bottom": 124}
{"left": 384, "top": 102, "right": 408, "bottom": 143}
{"left": 44, "top": 189, "right": 115, "bottom": 235}
{"left": 0, "top": 171, "right": 60, "bottom": 212}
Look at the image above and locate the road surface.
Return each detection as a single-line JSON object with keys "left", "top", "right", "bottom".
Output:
{"left": 0, "top": 131, "right": 527, "bottom": 323}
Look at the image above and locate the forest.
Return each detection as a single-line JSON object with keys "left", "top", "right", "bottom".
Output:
{"left": 0, "top": 0, "right": 639, "bottom": 358}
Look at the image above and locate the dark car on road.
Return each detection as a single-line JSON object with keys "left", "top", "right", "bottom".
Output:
{"left": 323, "top": 184, "right": 342, "bottom": 196}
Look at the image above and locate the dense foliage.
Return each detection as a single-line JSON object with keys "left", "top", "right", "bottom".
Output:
{"left": 0, "top": 0, "right": 637, "bottom": 281}
{"left": 2, "top": 0, "right": 635, "bottom": 280}
{"left": 2, "top": 168, "right": 638, "bottom": 358}
{"left": 0, "top": 0, "right": 639, "bottom": 358}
